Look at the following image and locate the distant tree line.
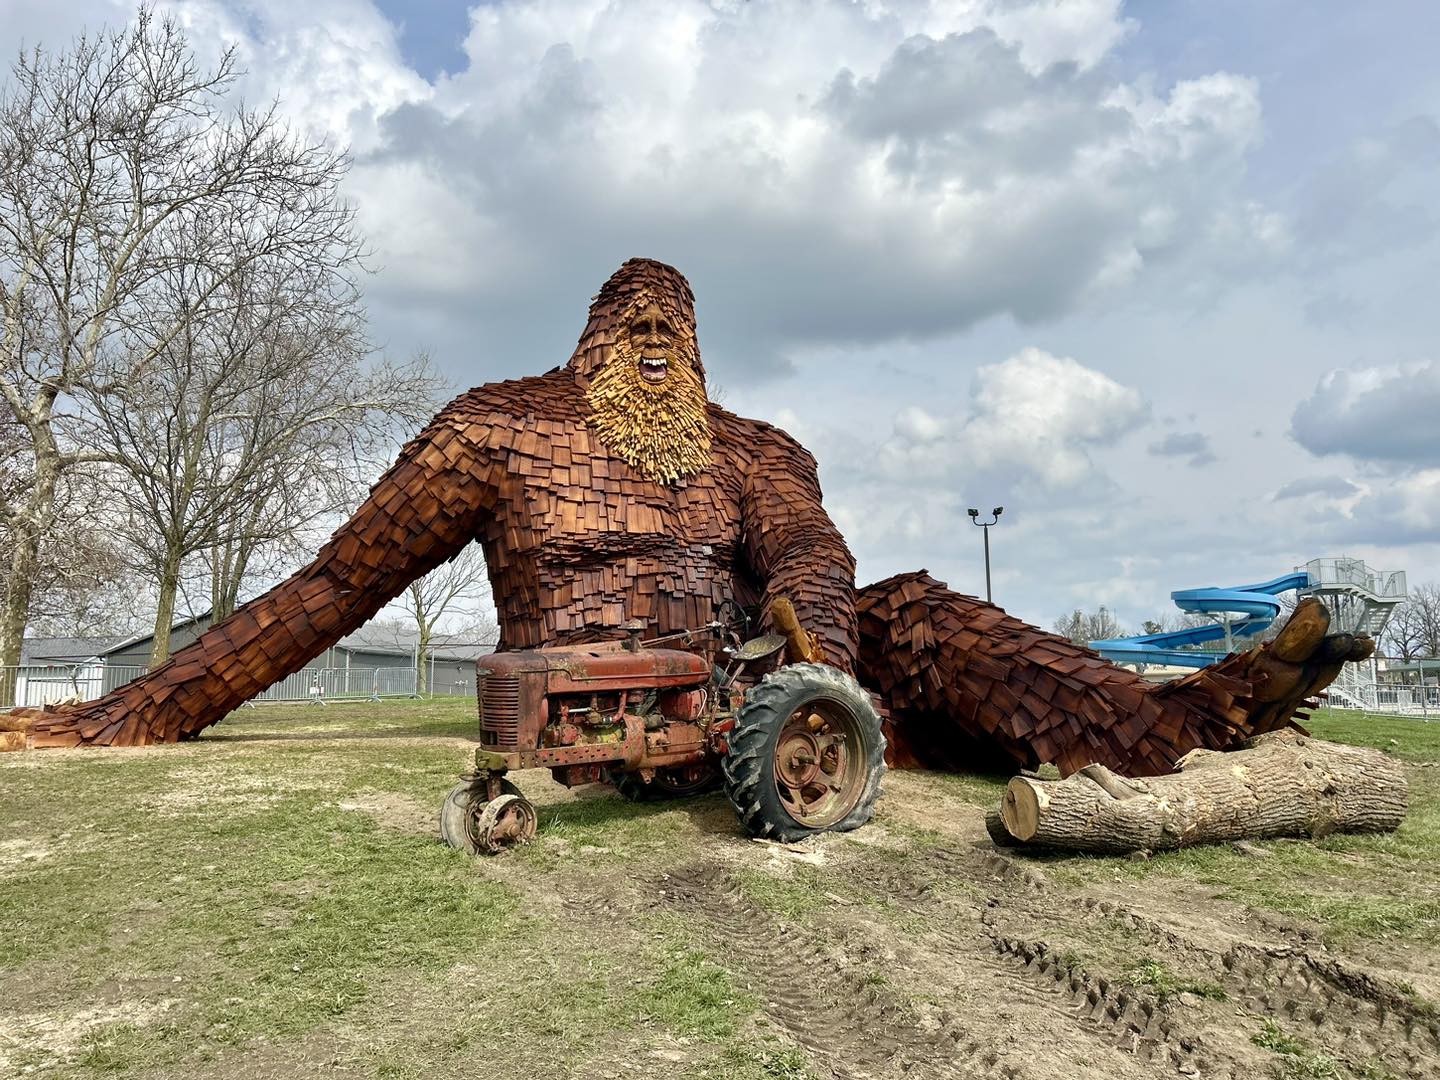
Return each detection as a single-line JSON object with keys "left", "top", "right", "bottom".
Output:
{"left": 1381, "top": 584, "right": 1440, "bottom": 661}
{"left": 0, "top": 12, "right": 488, "bottom": 703}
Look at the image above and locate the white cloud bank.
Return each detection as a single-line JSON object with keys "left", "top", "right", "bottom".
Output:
{"left": 882, "top": 347, "right": 1148, "bottom": 489}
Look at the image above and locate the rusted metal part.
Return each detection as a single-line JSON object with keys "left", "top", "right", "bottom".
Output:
{"left": 471, "top": 792, "right": 537, "bottom": 853}
{"left": 772, "top": 700, "right": 866, "bottom": 826}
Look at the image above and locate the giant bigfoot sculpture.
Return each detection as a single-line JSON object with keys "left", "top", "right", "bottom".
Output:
{"left": 16, "top": 259, "right": 1368, "bottom": 776}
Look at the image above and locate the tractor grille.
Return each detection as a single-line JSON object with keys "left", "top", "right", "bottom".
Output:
{"left": 478, "top": 671, "right": 521, "bottom": 748}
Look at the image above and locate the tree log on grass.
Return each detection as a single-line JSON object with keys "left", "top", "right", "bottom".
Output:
{"left": 994, "top": 730, "right": 1407, "bottom": 854}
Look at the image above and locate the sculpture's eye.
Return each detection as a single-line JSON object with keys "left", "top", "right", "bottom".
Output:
{"left": 633, "top": 319, "right": 651, "bottom": 336}
{"left": 655, "top": 319, "right": 671, "bottom": 336}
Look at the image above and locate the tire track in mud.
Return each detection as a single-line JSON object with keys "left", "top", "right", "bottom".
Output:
{"left": 880, "top": 837, "right": 1440, "bottom": 1078}
{"left": 657, "top": 863, "right": 989, "bottom": 1080}
{"left": 655, "top": 862, "right": 1206, "bottom": 1080}
{"left": 1066, "top": 896, "right": 1440, "bottom": 1079}
{"left": 837, "top": 842, "right": 1258, "bottom": 1078}
{"left": 979, "top": 930, "right": 1223, "bottom": 1078}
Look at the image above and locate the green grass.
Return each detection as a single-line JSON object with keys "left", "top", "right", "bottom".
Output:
{"left": 1126, "top": 959, "right": 1227, "bottom": 1005}
{"left": 3, "top": 697, "right": 1437, "bottom": 1078}
{"left": 0, "top": 699, "right": 806, "bottom": 1079}
{"left": 642, "top": 945, "right": 753, "bottom": 1040}
{"left": 1252, "top": 1019, "right": 1343, "bottom": 1078}
{"left": 1304, "top": 708, "right": 1440, "bottom": 764}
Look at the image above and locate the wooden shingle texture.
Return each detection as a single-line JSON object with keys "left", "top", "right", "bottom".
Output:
{"left": 21, "top": 258, "right": 1351, "bottom": 779}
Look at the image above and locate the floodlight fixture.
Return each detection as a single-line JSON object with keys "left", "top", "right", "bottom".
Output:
{"left": 968, "top": 504, "right": 1004, "bottom": 603}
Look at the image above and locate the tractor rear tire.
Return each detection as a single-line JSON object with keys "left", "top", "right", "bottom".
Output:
{"left": 613, "top": 765, "right": 721, "bottom": 802}
{"left": 722, "top": 663, "right": 885, "bottom": 843}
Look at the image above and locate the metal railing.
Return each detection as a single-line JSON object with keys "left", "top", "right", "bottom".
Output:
{"left": 1303, "top": 558, "right": 1407, "bottom": 598}
{"left": 1325, "top": 680, "right": 1440, "bottom": 718}
{"left": 0, "top": 664, "right": 148, "bottom": 708}
{"left": 254, "top": 666, "right": 419, "bottom": 703}
{"left": 0, "top": 663, "right": 462, "bottom": 708}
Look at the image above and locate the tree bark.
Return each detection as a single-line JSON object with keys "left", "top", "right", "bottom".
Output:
{"left": 416, "top": 621, "right": 432, "bottom": 695}
{"left": 995, "top": 731, "right": 1407, "bottom": 854}
{"left": 149, "top": 547, "right": 183, "bottom": 668}
{"left": 0, "top": 546, "right": 34, "bottom": 707}
{"left": 0, "top": 458, "right": 58, "bottom": 706}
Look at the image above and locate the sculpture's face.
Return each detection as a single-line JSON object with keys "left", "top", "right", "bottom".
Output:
{"left": 585, "top": 290, "right": 711, "bottom": 484}
{"left": 627, "top": 301, "right": 679, "bottom": 385}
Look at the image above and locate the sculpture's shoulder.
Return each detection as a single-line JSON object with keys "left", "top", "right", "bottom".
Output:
{"left": 709, "top": 403, "right": 820, "bottom": 473}
{"left": 417, "top": 370, "right": 583, "bottom": 454}
{"left": 399, "top": 371, "right": 582, "bottom": 465}
{"left": 442, "top": 370, "right": 582, "bottom": 426}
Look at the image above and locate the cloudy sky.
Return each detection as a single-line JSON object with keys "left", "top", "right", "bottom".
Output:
{"left": 6, "top": 0, "right": 1440, "bottom": 632}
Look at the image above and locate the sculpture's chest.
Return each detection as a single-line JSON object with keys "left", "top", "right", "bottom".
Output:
{"left": 496, "top": 421, "right": 741, "bottom": 563}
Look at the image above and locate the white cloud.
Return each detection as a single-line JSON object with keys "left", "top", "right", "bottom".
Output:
{"left": 333, "top": 0, "right": 1269, "bottom": 371}
{"left": 1148, "top": 430, "right": 1215, "bottom": 467}
{"left": 12, "top": 1, "right": 1272, "bottom": 379}
{"left": 880, "top": 346, "right": 1148, "bottom": 489}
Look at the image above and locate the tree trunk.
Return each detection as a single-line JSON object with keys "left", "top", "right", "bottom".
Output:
{"left": 0, "top": 552, "right": 33, "bottom": 707}
{"left": 417, "top": 622, "right": 431, "bottom": 695}
{"left": 149, "top": 547, "right": 183, "bottom": 668}
{"left": 995, "top": 731, "right": 1407, "bottom": 854}
{"left": 210, "top": 542, "right": 230, "bottom": 623}
{"left": 0, "top": 462, "right": 57, "bottom": 707}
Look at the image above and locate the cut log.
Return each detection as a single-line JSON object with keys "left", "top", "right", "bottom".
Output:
{"left": 984, "top": 807, "right": 1023, "bottom": 847}
{"left": 996, "top": 730, "right": 1407, "bottom": 854}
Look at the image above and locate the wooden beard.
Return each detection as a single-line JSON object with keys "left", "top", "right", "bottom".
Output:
{"left": 584, "top": 339, "right": 713, "bottom": 485}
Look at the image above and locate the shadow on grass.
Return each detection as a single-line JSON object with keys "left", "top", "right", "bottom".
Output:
{"left": 207, "top": 725, "right": 481, "bottom": 744}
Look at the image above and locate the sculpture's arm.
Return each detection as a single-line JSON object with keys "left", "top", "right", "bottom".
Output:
{"left": 739, "top": 428, "right": 859, "bottom": 669}
{"left": 25, "top": 401, "right": 506, "bottom": 746}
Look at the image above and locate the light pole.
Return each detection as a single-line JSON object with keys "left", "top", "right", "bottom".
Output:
{"left": 967, "top": 506, "right": 1003, "bottom": 603}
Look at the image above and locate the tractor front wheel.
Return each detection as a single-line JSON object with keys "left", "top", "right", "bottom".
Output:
{"left": 722, "top": 663, "right": 885, "bottom": 843}
{"left": 439, "top": 778, "right": 537, "bottom": 855}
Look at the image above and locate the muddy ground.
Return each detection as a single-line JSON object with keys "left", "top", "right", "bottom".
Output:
{"left": 1, "top": 700, "right": 1436, "bottom": 1080}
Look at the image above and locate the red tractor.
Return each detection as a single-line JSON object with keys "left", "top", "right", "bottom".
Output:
{"left": 439, "top": 601, "right": 886, "bottom": 854}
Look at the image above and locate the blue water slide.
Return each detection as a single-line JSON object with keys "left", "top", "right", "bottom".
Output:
{"left": 1089, "top": 571, "right": 1311, "bottom": 668}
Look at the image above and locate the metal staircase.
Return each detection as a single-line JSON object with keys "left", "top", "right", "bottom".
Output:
{"left": 1298, "top": 557, "right": 1406, "bottom": 638}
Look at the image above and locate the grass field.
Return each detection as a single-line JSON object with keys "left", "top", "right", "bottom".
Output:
{"left": 2, "top": 700, "right": 1437, "bottom": 1080}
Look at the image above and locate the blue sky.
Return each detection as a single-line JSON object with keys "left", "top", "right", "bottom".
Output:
{"left": 4, "top": 0, "right": 1438, "bottom": 632}
{"left": 372, "top": 0, "right": 469, "bottom": 79}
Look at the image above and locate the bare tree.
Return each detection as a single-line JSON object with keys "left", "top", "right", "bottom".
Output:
{"left": 0, "top": 10, "right": 378, "bottom": 694}
{"left": 1383, "top": 598, "right": 1428, "bottom": 662}
{"left": 0, "top": 411, "right": 139, "bottom": 643}
{"left": 1053, "top": 606, "right": 1125, "bottom": 645}
{"left": 90, "top": 258, "right": 441, "bottom": 663}
{"left": 1405, "top": 584, "right": 1440, "bottom": 660}
{"left": 405, "top": 547, "right": 492, "bottom": 694}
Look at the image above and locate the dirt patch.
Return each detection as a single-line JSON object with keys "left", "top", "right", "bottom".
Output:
{"left": 0, "top": 835, "right": 59, "bottom": 871}
{"left": 0, "top": 999, "right": 176, "bottom": 1074}
{"left": 335, "top": 790, "right": 435, "bottom": 835}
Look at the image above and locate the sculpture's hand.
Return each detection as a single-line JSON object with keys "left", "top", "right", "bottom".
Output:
{"left": 1237, "top": 598, "right": 1373, "bottom": 733}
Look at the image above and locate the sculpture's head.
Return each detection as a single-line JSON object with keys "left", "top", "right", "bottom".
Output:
{"left": 571, "top": 258, "right": 712, "bottom": 485}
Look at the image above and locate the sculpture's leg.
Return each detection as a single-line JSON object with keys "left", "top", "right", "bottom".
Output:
{"left": 855, "top": 571, "right": 1291, "bottom": 777}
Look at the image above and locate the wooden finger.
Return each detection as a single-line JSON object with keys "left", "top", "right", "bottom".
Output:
{"left": 1270, "top": 598, "right": 1330, "bottom": 663}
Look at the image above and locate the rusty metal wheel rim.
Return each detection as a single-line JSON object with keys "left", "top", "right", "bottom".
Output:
{"left": 773, "top": 700, "right": 865, "bottom": 828}
{"left": 470, "top": 792, "right": 537, "bottom": 853}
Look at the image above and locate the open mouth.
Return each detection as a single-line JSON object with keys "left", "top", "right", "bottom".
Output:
{"left": 638, "top": 356, "right": 669, "bottom": 383}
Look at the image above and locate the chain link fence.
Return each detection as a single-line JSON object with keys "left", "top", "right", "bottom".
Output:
{"left": 0, "top": 662, "right": 470, "bottom": 709}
